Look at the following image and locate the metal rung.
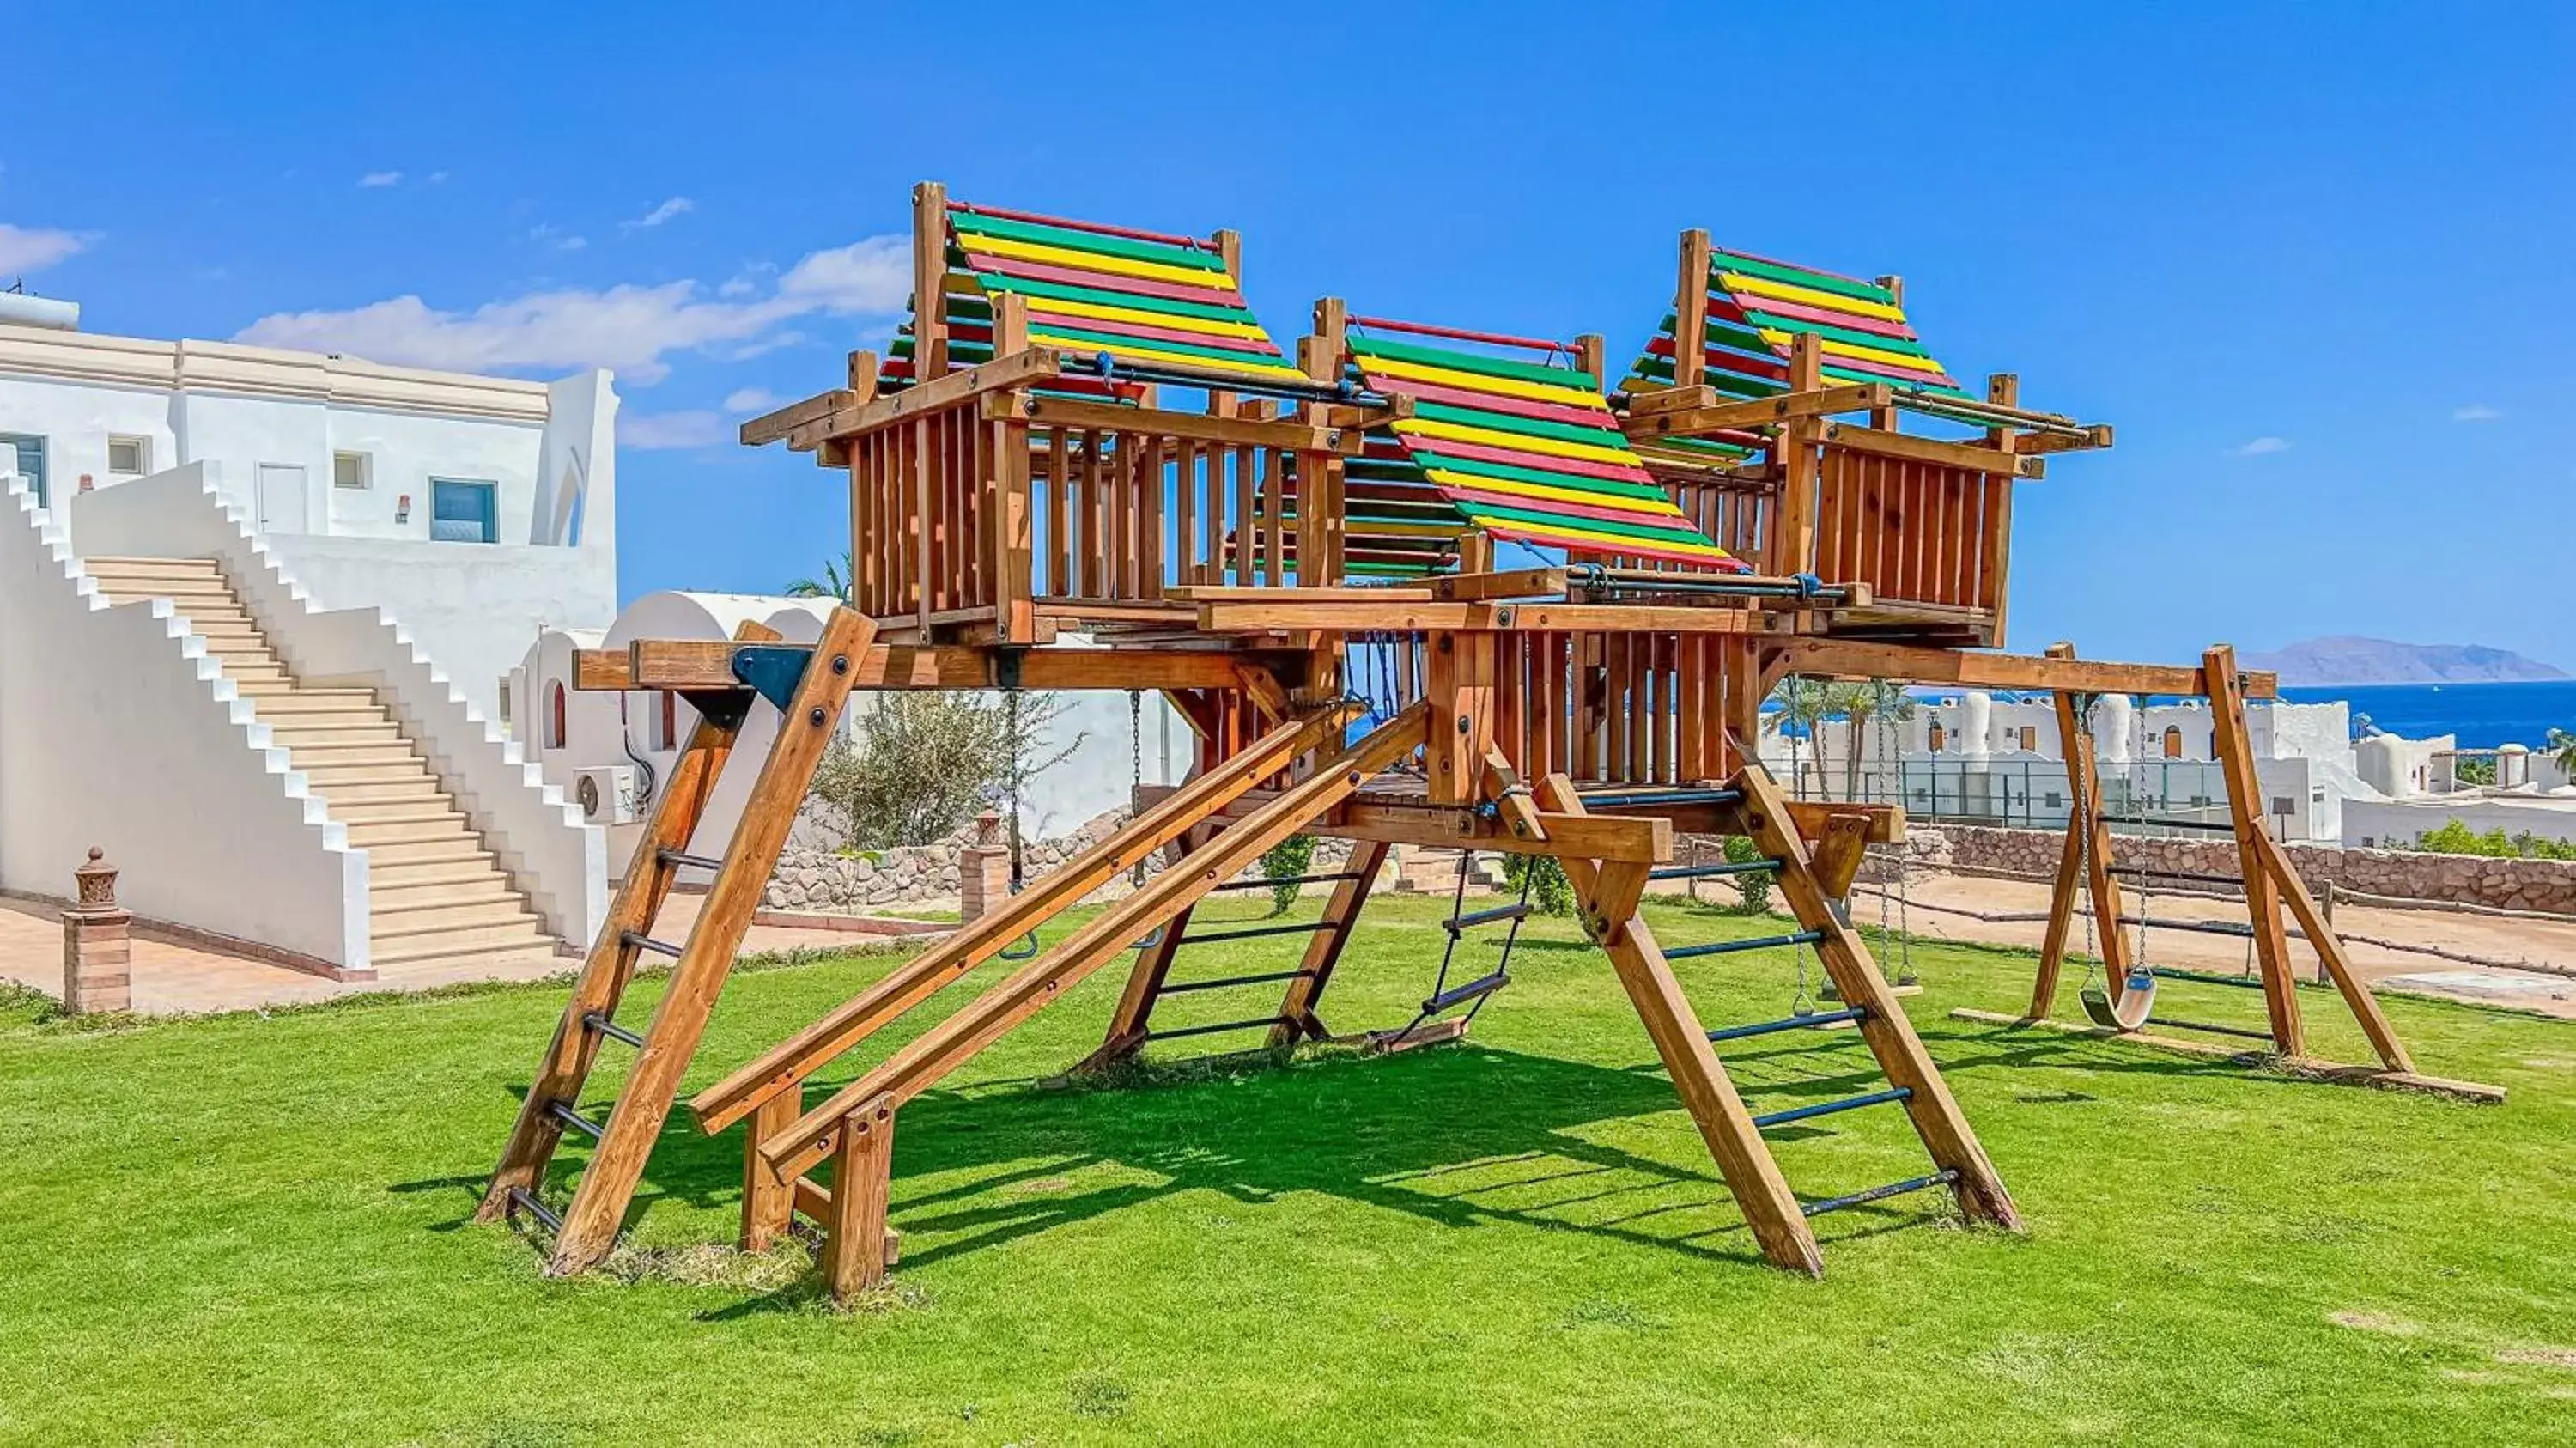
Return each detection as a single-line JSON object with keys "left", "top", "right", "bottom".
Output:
{"left": 546, "top": 1100, "right": 605, "bottom": 1139}
{"left": 1443, "top": 903, "right": 1529, "bottom": 934}
{"left": 1181, "top": 920, "right": 1334, "bottom": 946}
{"left": 657, "top": 849, "right": 726, "bottom": 872}
{"left": 1754, "top": 1086, "right": 1911, "bottom": 1131}
{"left": 1649, "top": 858, "right": 1783, "bottom": 881}
{"left": 504, "top": 1186, "right": 563, "bottom": 1232}
{"left": 581, "top": 1012, "right": 644, "bottom": 1048}
{"left": 1667, "top": 929, "right": 1823, "bottom": 960}
{"left": 1577, "top": 788, "right": 1741, "bottom": 809}
{"left": 1206, "top": 871, "right": 1364, "bottom": 893}
{"left": 2148, "top": 967, "right": 2269, "bottom": 992}
{"left": 1158, "top": 969, "right": 1314, "bottom": 995}
{"left": 1705, "top": 1006, "right": 1868, "bottom": 1043}
{"left": 1423, "top": 970, "right": 1510, "bottom": 1014}
{"left": 2098, "top": 813, "right": 2237, "bottom": 834}
{"left": 622, "top": 931, "right": 684, "bottom": 959}
{"left": 2109, "top": 865, "right": 2244, "bottom": 889}
{"left": 2117, "top": 915, "right": 2252, "bottom": 939}
{"left": 1143, "top": 1015, "right": 1294, "bottom": 1043}
{"left": 2147, "top": 1016, "right": 2277, "bottom": 1042}
{"left": 1801, "top": 1168, "right": 1959, "bottom": 1218}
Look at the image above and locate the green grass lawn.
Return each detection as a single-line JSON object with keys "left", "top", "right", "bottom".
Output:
{"left": 3, "top": 892, "right": 2572, "bottom": 1446}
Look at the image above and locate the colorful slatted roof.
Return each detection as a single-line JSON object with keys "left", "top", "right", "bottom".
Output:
{"left": 882, "top": 201, "right": 1307, "bottom": 395}
{"left": 1619, "top": 245, "right": 1976, "bottom": 471}
{"left": 1348, "top": 330, "right": 1746, "bottom": 571}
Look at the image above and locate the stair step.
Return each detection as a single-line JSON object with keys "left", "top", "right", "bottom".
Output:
{"left": 257, "top": 691, "right": 382, "bottom": 714}
{"left": 372, "top": 940, "right": 562, "bottom": 976}
{"left": 86, "top": 556, "right": 223, "bottom": 577}
{"left": 345, "top": 818, "right": 475, "bottom": 847}
{"left": 298, "top": 755, "right": 434, "bottom": 778}
{"left": 285, "top": 741, "right": 424, "bottom": 765}
{"left": 260, "top": 710, "right": 391, "bottom": 733}
{"left": 373, "top": 899, "right": 538, "bottom": 936}
{"left": 236, "top": 680, "right": 301, "bottom": 697}
{"left": 334, "top": 799, "right": 466, "bottom": 826}
{"left": 110, "top": 579, "right": 238, "bottom": 600}
{"left": 366, "top": 841, "right": 501, "bottom": 870}
{"left": 372, "top": 920, "right": 548, "bottom": 963}
{"left": 372, "top": 878, "right": 518, "bottom": 914}
{"left": 312, "top": 779, "right": 448, "bottom": 806}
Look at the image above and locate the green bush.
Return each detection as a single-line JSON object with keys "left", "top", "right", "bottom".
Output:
{"left": 1260, "top": 835, "right": 1317, "bottom": 916}
{"left": 1502, "top": 855, "right": 1577, "bottom": 916}
{"left": 1722, "top": 834, "right": 1774, "bottom": 912}
{"left": 2413, "top": 819, "right": 2576, "bottom": 861}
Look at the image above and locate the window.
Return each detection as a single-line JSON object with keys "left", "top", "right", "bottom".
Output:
{"left": 498, "top": 679, "right": 513, "bottom": 726}
{"left": 430, "top": 478, "right": 497, "bottom": 543}
{"left": 0, "top": 433, "right": 45, "bottom": 506}
{"left": 332, "top": 451, "right": 372, "bottom": 490}
{"left": 2161, "top": 725, "right": 2184, "bottom": 759}
{"left": 2019, "top": 725, "right": 2038, "bottom": 751}
{"left": 107, "top": 435, "right": 150, "bottom": 477}
{"left": 546, "top": 683, "right": 568, "bottom": 751}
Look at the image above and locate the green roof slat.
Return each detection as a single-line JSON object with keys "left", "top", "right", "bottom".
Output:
{"left": 948, "top": 210, "right": 1229, "bottom": 275}
{"left": 973, "top": 272, "right": 1256, "bottom": 326}
{"left": 1707, "top": 251, "right": 1895, "bottom": 307}
{"left": 1406, "top": 449, "right": 1674, "bottom": 503}
{"left": 1409, "top": 401, "right": 1629, "bottom": 450}
{"left": 1716, "top": 313, "right": 1932, "bottom": 361}
{"left": 1349, "top": 334, "right": 1601, "bottom": 391}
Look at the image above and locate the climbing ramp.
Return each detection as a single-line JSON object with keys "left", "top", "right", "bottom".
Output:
{"left": 883, "top": 196, "right": 1309, "bottom": 397}
{"left": 1345, "top": 319, "right": 1746, "bottom": 570}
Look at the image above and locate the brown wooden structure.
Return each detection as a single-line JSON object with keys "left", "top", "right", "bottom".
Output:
{"left": 480, "top": 185, "right": 2494, "bottom": 1304}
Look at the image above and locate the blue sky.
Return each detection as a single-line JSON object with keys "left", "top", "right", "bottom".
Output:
{"left": 5, "top": 3, "right": 2569, "bottom": 666}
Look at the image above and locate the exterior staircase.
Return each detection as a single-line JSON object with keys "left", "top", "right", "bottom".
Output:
{"left": 85, "top": 556, "right": 561, "bottom": 976}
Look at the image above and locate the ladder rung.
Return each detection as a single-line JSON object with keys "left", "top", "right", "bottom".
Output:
{"left": 1206, "top": 871, "right": 1364, "bottom": 893}
{"left": 1577, "top": 788, "right": 1741, "bottom": 810}
{"left": 582, "top": 1012, "right": 644, "bottom": 1048}
{"left": 1705, "top": 1007, "right": 1868, "bottom": 1043}
{"left": 504, "top": 1186, "right": 564, "bottom": 1232}
{"left": 622, "top": 931, "right": 685, "bottom": 960}
{"left": 657, "top": 849, "right": 726, "bottom": 872}
{"left": 1753, "top": 1086, "right": 1911, "bottom": 1131}
{"left": 1443, "top": 903, "right": 1529, "bottom": 934}
{"left": 1801, "top": 1167, "right": 1959, "bottom": 1218}
{"left": 1157, "top": 968, "right": 1314, "bottom": 995}
{"left": 1649, "top": 858, "right": 1782, "bottom": 881}
{"left": 546, "top": 1100, "right": 605, "bottom": 1140}
{"left": 1423, "top": 970, "right": 1510, "bottom": 1015}
{"left": 1142, "top": 1015, "right": 1294, "bottom": 1043}
{"left": 1180, "top": 920, "right": 1334, "bottom": 946}
{"left": 1667, "top": 929, "right": 1823, "bottom": 960}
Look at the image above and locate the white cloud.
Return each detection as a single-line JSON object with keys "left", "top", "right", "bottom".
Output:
{"left": 529, "top": 223, "right": 587, "bottom": 252}
{"left": 722, "top": 386, "right": 784, "bottom": 415}
{"left": 232, "top": 233, "right": 908, "bottom": 385}
{"left": 618, "top": 409, "right": 728, "bottom": 450}
{"left": 0, "top": 223, "right": 87, "bottom": 276}
{"left": 2451, "top": 404, "right": 2502, "bottom": 423}
{"left": 2230, "top": 436, "right": 2291, "bottom": 457}
{"left": 358, "top": 171, "right": 404, "bottom": 188}
{"left": 427, "top": 171, "right": 451, "bottom": 185}
{"left": 623, "top": 196, "right": 695, "bottom": 230}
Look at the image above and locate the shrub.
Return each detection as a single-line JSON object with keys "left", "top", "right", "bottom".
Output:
{"left": 1259, "top": 835, "right": 1316, "bottom": 916}
{"left": 1722, "top": 834, "right": 1774, "bottom": 912}
{"left": 809, "top": 691, "right": 1077, "bottom": 850}
{"left": 1502, "top": 855, "right": 1577, "bottom": 917}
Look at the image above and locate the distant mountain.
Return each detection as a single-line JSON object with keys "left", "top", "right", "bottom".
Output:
{"left": 2244, "top": 636, "right": 2572, "bottom": 685}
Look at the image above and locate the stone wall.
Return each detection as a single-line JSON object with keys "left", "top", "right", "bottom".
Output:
{"left": 1890, "top": 822, "right": 2576, "bottom": 917}
{"left": 762, "top": 809, "right": 1363, "bottom": 915}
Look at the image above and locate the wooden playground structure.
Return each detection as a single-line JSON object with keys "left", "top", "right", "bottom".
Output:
{"left": 478, "top": 182, "right": 2500, "bottom": 1303}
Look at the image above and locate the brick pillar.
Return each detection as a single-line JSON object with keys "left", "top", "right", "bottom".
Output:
{"left": 62, "top": 847, "right": 131, "bottom": 1015}
{"left": 957, "top": 810, "right": 1010, "bottom": 923}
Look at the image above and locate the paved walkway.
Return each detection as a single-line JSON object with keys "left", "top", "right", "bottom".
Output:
{"left": 0, "top": 892, "right": 941, "bottom": 1018}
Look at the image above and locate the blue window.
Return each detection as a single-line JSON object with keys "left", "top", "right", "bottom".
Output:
{"left": 430, "top": 478, "right": 497, "bottom": 544}
{"left": 0, "top": 434, "right": 46, "bottom": 508}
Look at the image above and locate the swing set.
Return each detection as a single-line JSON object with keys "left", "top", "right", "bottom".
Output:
{"left": 474, "top": 183, "right": 2498, "bottom": 1306}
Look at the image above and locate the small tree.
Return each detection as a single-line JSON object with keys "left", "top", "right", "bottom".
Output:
{"left": 1722, "top": 833, "right": 1774, "bottom": 913}
{"left": 809, "top": 691, "right": 1078, "bottom": 850}
{"left": 1501, "top": 854, "right": 1576, "bottom": 916}
{"left": 2549, "top": 727, "right": 2576, "bottom": 779}
{"left": 1259, "top": 836, "right": 1316, "bottom": 916}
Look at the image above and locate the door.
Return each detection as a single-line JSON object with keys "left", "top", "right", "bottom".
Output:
{"left": 255, "top": 463, "right": 307, "bottom": 534}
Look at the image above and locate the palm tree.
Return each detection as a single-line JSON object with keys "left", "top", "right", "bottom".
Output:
{"left": 786, "top": 550, "right": 854, "bottom": 603}
{"left": 1838, "top": 680, "right": 1916, "bottom": 802}
{"left": 1762, "top": 677, "right": 1832, "bottom": 796}
{"left": 2549, "top": 727, "right": 2576, "bottom": 782}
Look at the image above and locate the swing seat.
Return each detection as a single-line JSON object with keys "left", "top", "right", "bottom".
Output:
{"left": 2079, "top": 966, "right": 2157, "bottom": 1032}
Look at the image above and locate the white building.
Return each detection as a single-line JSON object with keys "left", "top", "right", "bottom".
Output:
{"left": 0, "top": 298, "right": 617, "bottom": 717}
{"left": 0, "top": 298, "right": 614, "bottom": 981}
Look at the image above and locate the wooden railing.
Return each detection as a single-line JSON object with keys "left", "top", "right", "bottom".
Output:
{"left": 845, "top": 389, "right": 1348, "bottom": 638}
{"left": 1811, "top": 443, "right": 2010, "bottom": 622}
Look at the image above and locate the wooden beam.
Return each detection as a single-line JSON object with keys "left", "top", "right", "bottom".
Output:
{"left": 1268, "top": 839, "right": 1390, "bottom": 1045}
{"left": 1626, "top": 381, "right": 1892, "bottom": 436}
{"left": 2205, "top": 643, "right": 2302, "bottom": 1055}
{"left": 1427, "top": 568, "right": 1570, "bottom": 602}
{"left": 1196, "top": 601, "right": 1763, "bottom": 634}
{"left": 1674, "top": 228, "right": 1712, "bottom": 391}
{"left": 589, "top": 641, "right": 1267, "bottom": 694}
{"left": 1770, "top": 639, "right": 2278, "bottom": 699}
{"left": 1622, "top": 384, "right": 1719, "bottom": 418}
{"left": 740, "top": 389, "right": 856, "bottom": 447}
{"left": 2248, "top": 829, "right": 2415, "bottom": 1074}
{"left": 1816, "top": 422, "right": 2046, "bottom": 479}
{"left": 820, "top": 1094, "right": 896, "bottom": 1304}
{"left": 987, "top": 392, "right": 1364, "bottom": 454}
{"left": 739, "top": 1088, "right": 800, "bottom": 1253}
{"left": 779, "top": 346, "right": 1064, "bottom": 451}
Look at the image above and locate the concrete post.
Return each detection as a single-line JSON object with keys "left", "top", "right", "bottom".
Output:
{"left": 61, "top": 847, "right": 131, "bottom": 1015}
{"left": 957, "top": 811, "right": 1009, "bottom": 922}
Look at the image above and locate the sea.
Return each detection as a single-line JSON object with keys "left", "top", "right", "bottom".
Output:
{"left": 2273, "top": 680, "right": 2576, "bottom": 750}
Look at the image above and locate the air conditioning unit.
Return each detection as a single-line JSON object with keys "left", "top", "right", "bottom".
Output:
{"left": 574, "top": 765, "right": 639, "bottom": 825}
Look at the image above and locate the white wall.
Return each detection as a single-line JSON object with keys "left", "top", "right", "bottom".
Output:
{"left": 72, "top": 462, "right": 606, "bottom": 947}
{"left": 2346, "top": 794, "right": 2576, "bottom": 850}
{"left": 0, "top": 472, "right": 368, "bottom": 968}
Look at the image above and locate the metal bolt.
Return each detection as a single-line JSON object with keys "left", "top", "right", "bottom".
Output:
{"left": 831, "top": 654, "right": 849, "bottom": 675}
{"left": 809, "top": 707, "right": 827, "bottom": 727}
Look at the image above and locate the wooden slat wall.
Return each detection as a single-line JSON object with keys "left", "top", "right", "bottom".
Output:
{"left": 848, "top": 398, "right": 994, "bottom": 624}
{"left": 1482, "top": 630, "right": 1741, "bottom": 788}
{"left": 1019, "top": 427, "right": 1341, "bottom": 600}
{"left": 1811, "top": 444, "right": 1998, "bottom": 610}
{"left": 1601, "top": 477, "right": 1772, "bottom": 575}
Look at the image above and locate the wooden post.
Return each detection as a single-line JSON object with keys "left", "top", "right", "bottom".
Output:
{"left": 741, "top": 1087, "right": 801, "bottom": 1252}
{"left": 1978, "top": 374, "right": 2019, "bottom": 646}
{"left": 1869, "top": 277, "right": 1905, "bottom": 430}
{"left": 2204, "top": 644, "right": 2303, "bottom": 1055}
{"left": 911, "top": 182, "right": 950, "bottom": 379}
{"left": 1674, "top": 231, "right": 1712, "bottom": 390}
{"left": 1428, "top": 632, "right": 1495, "bottom": 805}
{"left": 1773, "top": 333, "right": 1825, "bottom": 577}
{"left": 1572, "top": 333, "right": 1606, "bottom": 394}
{"left": 823, "top": 1094, "right": 896, "bottom": 1304}
{"left": 1269, "top": 839, "right": 1391, "bottom": 1044}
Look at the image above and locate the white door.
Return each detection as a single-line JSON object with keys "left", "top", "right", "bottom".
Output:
{"left": 255, "top": 463, "right": 307, "bottom": 534}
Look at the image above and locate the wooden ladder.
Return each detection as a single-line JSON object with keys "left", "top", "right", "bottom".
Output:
{"left": 1494, "top": 754, "right": 2020, "bottom": 1275}
{"left": 476, "top": 609, "right": 875, "bottom": 1275}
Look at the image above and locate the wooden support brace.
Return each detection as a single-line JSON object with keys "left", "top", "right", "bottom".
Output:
{"left": 822, "top": 1095, "right": 896, "bottom": 1304}
{"left": 2204, "top": 644, "right": 2303, "bottom": 1056}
